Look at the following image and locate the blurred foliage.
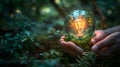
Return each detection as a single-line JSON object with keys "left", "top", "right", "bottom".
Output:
{"left": 0, "top": 0, "right": 120, "bottom": 67}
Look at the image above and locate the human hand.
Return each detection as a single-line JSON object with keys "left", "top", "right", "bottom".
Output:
{"left": 59, "top": 36, "right": 83, "bottom": 57}
{"left": 91, "top": 30, "right": 120, "bottom": 58}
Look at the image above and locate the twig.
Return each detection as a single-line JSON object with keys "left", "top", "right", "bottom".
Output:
{"left": 92, "top": 0, "right": 107, "bottom": 29}
{"left": 50, "top": 0, "right": 66, "bottom": 18}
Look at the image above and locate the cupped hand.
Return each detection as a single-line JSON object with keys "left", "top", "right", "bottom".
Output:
{"left": 91, "top": 30, "right": 120, "bottom": 58}
{"left": 59, "top": 36, "right": 83, "bottom": 57}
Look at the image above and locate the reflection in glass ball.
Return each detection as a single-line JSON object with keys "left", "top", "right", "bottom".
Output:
{"left": 64, "top": 9, "right": 95, "bottom": 39}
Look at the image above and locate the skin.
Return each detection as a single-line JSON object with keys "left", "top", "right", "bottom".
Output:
{"left": 59, "top": 36, "right": 83, "bottom": 57}
{"left": 59, "top": 25, "right": 120, "bottom": 58}
{"left": 91, "top": 26, "right": 120, "bottom": 58}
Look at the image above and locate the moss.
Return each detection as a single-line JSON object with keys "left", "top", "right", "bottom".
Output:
{"left": 64, "top": 33, "right": 92, "bottom": 51}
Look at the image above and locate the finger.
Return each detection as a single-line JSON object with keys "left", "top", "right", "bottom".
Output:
{"left": 111, "top": 38, "right": 120, "bottom": 55}
{"left": 98, "top": 43, "right": 120, "bottom": 58}
{"left": 91, "top": 30, "right": 106, "bottom": 44}
{"left": 92, "top": 32, "right": 120, "bottom": 53}
{"left": 60, "top": 40, "right": 67, "bottom": 46}
{"left": 66, "top": 41, "right": 83, "bottom": 55}
{"left": 91, "top": 38, "right": 96, "bottom": 45}
{"left": 60, "top": 40, "right": 77, "bottom": 56}
{"left": 59, "top": 36, "right": 79, "bottom": 56}
{"left": 63, "top": 45, "right": 77, "bottom": 57}
{"left": 59, "top": 36, "right": 65, "bottom": 42}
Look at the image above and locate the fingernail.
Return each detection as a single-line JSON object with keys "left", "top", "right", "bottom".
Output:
{"left": 59, "top": 38, "right": 64, "bottom": 42}
{"left": 61, "top": 41, "right": 66, "bottom": 45}
{"left": 92, "top": 45, "right": 98, "bottom": 52}
{"left": 91, "top": 39, "right": 96, "bottom": 44}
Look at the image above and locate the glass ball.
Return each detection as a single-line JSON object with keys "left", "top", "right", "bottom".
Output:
{"left": 64, "top": 9, "right": 95, "bottom": 39}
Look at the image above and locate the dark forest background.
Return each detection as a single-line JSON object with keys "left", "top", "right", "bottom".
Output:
{"left": 0, "top": 0, "right": 120, "bottom": 67}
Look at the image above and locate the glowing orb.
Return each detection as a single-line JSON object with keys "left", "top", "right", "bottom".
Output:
{"left": 64, "top": 9, "right": 95, "bottom": 39}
